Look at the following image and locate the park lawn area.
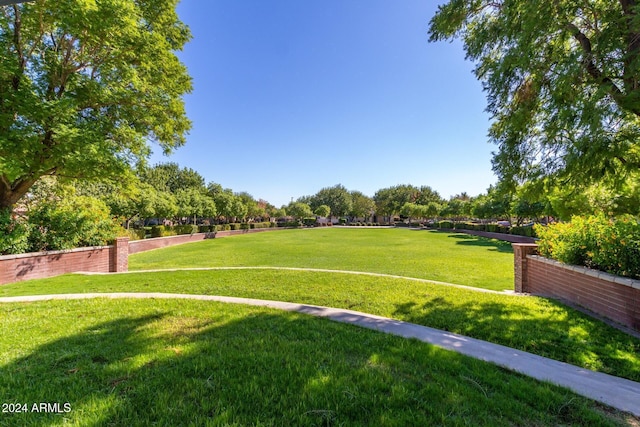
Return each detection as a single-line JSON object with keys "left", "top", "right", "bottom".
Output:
{"left": 0, "top": 298, "right": 635, "bottom": 426}
{"left": 128, "top": 228, "right": 515, "bottom": 291}
{"left": 3, "top": 269, "right": 639, "bottom": 383}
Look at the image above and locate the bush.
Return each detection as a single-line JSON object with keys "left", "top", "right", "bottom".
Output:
{"left": 122, "top": 228, "right": 146, "bottom": 241}
{"left": 27, "top": 196, "right": 120, "bottom": 251}
{"left": 249, "top": 222, "right": 272, "bottom": 229}
{"left": 0, "top": 210, "right": 30, "bottom": 255}
{"left": 150, "top": 225, "right": 177, "bottom": 238}
{"left": 278, "top": 221, "right": 300, "bottom": 228}
{"left": 510, "top": 226, "right": 536, "bottom": 238}
{"left": 174, "top": 224, "right": 198, "bottom": 235}
{"left": 150, "top": 225, "right": 165, "bottom": 238}
{"left": 535, "top": 214, "right": 640, "bottom": 279}
{"left": 437, "top": 220, "right": 453, "bottom": 229}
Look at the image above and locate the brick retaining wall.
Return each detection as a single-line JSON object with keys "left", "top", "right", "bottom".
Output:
{"left": 513, "top": 243, "right": 640, "bottom": 332}
{"left": 0, "top": 237, "right": 129, "bottom": 285}
{"left": 1, "top": 228, "right": 286, "bottom": 285}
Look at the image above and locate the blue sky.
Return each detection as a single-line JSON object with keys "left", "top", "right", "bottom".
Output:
{"left": 150, "top": 1, "right": 494, "bottom": 207}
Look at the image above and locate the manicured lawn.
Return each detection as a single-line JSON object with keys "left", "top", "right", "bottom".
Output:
{"left": 3, "top": 269, "right": 639, "bottom": 383}
{"left": 0, "top": 298, "right": 633, "bottom": 426}
{"left": 3, "top": 227, "right": 639, "bottom": 424}
{"left": 129, "top": 228, "right": 515, "bottom": 291}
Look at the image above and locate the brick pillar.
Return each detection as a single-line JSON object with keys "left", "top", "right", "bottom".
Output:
{"left": 111, "top": 237, "right": 129, "bottom": 272}
{"left": 512, "top": 243, "right": 538, "bottom": 293}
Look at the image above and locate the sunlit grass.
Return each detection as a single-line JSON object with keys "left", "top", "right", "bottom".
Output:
{"left": 3, "top": 269, "right": 639, "bottom": 383}
{"left": 0, "top": 299, "right": 633, "bottom": 426}
{"left": 129, "top": 228, "right": 515, "bottom": 291}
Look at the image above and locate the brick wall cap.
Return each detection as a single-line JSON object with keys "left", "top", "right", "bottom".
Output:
{"left": 512, "top": 243, "right": 539, "bottom": 248}
{"left": 0, "top": 245, "right": 111, "bottom": 261}
{"left": 528, "top": 254, "right": 640, "bottom": 290}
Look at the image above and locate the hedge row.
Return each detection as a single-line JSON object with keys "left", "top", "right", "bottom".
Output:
{"left": 428, "top": 221, "right": 536, "bottom": 237}
{"left": 125, "top": 223, "right": 278, "bottom": 239}
{"left": 535, "top": 214, "right": 640, "bottom": 279}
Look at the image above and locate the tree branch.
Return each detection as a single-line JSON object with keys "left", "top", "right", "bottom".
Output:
{"left": 566, "top": 23, "right": 635, "bottom": 113}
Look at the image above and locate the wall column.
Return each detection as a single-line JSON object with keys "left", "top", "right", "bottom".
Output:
{"left": 111, "top": 237, "right": 129, "bottom": 272}
{"left": 512, "top": 243, "right": 538, "bottom": 293}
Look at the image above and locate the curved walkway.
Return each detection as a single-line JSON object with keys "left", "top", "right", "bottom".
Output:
{"left": 1, "top": 292, "right": 639, "bottom": 417}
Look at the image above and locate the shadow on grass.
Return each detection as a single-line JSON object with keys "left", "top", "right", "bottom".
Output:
{"left": 392, "top": 297, "right": 640, "bottom": 383}
{"left": 444, "top": 233, "right": 514, "bottom": 253}
{"left": 0, "top": 303, "right": 633, "bottom": 426}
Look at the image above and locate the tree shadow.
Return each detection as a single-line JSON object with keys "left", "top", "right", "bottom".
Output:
{"left": 445, "top": 234, "right": 514, "bottom": 253}
{"left": 0, "top": 301, "right": 633, "bottom": 426}
{"left": 392, "top": 297, "right": 640, "bottom": 383}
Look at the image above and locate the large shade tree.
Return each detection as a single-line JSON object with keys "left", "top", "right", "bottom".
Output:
{"left": 0, "top": 0, "right": 192, "bottom": 210}
{"left": 429, "top": 1, "right": 640, "bottom": 186}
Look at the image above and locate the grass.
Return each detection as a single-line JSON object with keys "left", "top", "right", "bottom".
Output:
{"left": 0, "top": 298, "right": 634, "bottom": 426}
{"left": 129, "top": 228, "right": 515, "bottom": 291}
{"left": 3, "top": 269, "right": 639, "bottom": 383}
{"left": 2, "top": 227, "right": 640, "bottom": 424}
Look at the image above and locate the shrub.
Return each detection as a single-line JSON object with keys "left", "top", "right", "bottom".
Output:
{"left": 249, "top": 222, "right": 271, "bottom": 229}
{"left": 174, "top": 225, "right": 198, "bottom": 235}
{"left": 150, "top": 225, "right": 165, "bottom": 238}
{"left": 535, "top": 214, "right": 640, "bottom": 278}
{"left": 510, "top": 226, "right": 536, "bottom": 238}
{"left": 198, "top": 225, "right": 210, "bottom": 233}
{"left": 229, "top": 223, "right": 240, "bottom": 230}
{"left": 0, "top": 210, "right": 30, "bottom": 255}
{"left": 150, "top": 225, "right": 177, "bottom": 238}
{"left": 27, "top": 196, "right": 120, "bottom": 251}
{"left": 437, "top": 220, "right": 453, "bottom": 229}
{"left": 122, "top": 228, "right": 146, "bottom": 241}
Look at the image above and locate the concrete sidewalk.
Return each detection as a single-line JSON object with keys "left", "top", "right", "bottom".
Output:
{"left": 2, "top": 292, "right": 639, "bottom": 417}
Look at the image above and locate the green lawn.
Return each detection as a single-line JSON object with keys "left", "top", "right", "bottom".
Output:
{"left": 2, "top": 227, "right": 639, "bottom": 425}
{"left": 130, "top": 228, "right": 515, "bottom": 291}
{"left": 0, "top": 298, "right": 633, "bottom": 426}
{"left": 3, "top": 269, "right": 639, "bottom": 383}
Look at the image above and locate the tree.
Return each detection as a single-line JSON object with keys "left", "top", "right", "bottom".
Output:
{"left": 287, "top": 202, "right": 313, "bottom": 221}
{"left": 349, "top": 191, "right": 375, "bottom": 220}
{"left": 0, "top": 1, "right": 192, "bottom": 210}
{"left": 314, "top": 205, "right": 331, "bottom": 218}
{"left": 373, "top": 185, "right": 420, "bottom": 218}
{"left": 174, "top": 188, "right": 216, "bottom": 224}
{"left": 141, "top": 163, "right": 205, "bottom": 194}
{"left": 307, "top": 185, "right": 352, "bottom": 218}
{"left": 429, "top": 1, "right": 640, "bottom": 186}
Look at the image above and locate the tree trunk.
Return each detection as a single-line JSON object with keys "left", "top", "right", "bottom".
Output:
{"left": 0, "top": 177, "right": 37, "bottom": 210}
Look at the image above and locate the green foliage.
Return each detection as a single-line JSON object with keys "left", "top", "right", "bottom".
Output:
{"left": 286, "top": 202, "right": 313, "bottom": 220}
{"left": 429, "top": 1, "right": 640, "bottom": 186}
{"left": 437, "top": 220, "right": 454, "bottom": 229}
{"left": 173, "top": 225, "right": 198, "bottom": 235}
{"left": 140, "top": 163, "right": 205, "bottom": 194}
{"left": 150, "top": 225, "right": 177, "bottom": 238}
{"left": 304, "top": 184, "right": 353, "bottom": 217}
{"left": 314, "top": 204, "right": 331, "bottom": 218}
{"left": 0, "top": 1, "right": 192, "bottom": 209}
{"left": 249, "top": 222, "right": 273, "bottom": 229}
{"left": 124, "top": 228, "right": 147, "bottom": 241}
{"left": 0, "top": 210, "right": 30, "bottom": 255}
{"left": 349, "top": 190, "right": 375, "bottom": 218}
{"left": 510, "top": 226, "right": 536, "bottom": 238}
{"left": 536, "top": 215, "right": 640, "bottom": 278}
{"left": 27, "top": 196, "right": 120, "bottom": 251}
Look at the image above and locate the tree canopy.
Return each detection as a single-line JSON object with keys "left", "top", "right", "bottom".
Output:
{"left": 429, "top": 1, "right": 640, "bottom": 186}
{"left": 0, "top": 0, "right": 192, "bottom": 210}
